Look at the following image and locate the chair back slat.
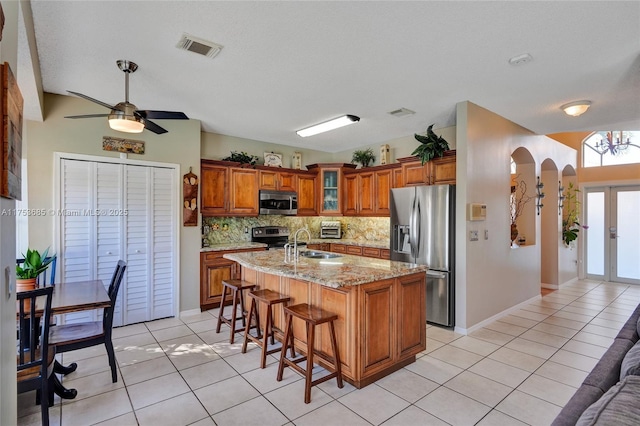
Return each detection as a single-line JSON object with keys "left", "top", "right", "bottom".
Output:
{"left": 16, "top": 286, "right": 54, "bottom": 372}
{"left": 104, "top": 260, "right": 126, "bottom": 332}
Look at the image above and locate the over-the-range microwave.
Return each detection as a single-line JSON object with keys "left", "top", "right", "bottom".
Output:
{"left": 259, "top": 190, "right": 297, "bottom": 215}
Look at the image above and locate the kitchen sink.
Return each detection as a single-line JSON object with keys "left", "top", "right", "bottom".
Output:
{"left": 297, "top": 250, "right": 343, "bottom": 259}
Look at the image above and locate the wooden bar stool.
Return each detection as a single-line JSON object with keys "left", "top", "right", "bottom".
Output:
{"left": 242, "top": 289, "right": 293, "bottom": 368}
{"left": 216, "top": 279, "right": 256, "bottom": 344}
{"left": 277, "top": 303, "right": 344, "bottom": 403}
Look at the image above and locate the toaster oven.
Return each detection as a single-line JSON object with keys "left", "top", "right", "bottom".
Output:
{"left": 320, "top": 221, "right": 342, "bottom": 239}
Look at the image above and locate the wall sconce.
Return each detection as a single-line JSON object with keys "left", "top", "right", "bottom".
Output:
{"left": 558, "top": 181, "right": 565, "bottom": 216}
{"left": 536, "top": 176, "right": 545, "bottom": 215}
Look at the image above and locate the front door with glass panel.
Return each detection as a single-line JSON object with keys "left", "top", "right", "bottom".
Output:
{"left": 585, "top": 186, "right": 640, "bottom": 284}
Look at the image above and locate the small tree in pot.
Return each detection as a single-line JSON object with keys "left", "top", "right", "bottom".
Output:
{"left": 351, "top": 148, "right": 376, "bottom": 168}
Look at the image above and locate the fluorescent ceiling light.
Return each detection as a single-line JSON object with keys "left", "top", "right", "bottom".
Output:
{"left": 561, "top": 100, "right": 591, "bottom": 117}
{"left": 296, "top": 115, "right": 360, "bottom": 137}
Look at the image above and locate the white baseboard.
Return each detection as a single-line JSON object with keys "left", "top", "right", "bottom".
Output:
{"left": 454, "top": 293, "right": 542, "bottom": 335}
{"left": 179, "top": 308, "right": 201, "bottom": 318}
{"left": 541, "top": 283, "right": 559, "bottom": 290}
{"left": 560, "top": 277, "right": 579, "bottom": 287}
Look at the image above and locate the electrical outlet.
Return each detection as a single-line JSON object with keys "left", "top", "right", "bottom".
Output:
{"left": 347, "top": 224, "right": 351, "bottom": 230}
{"left": 469, "top": 230, "right": 479, "bottom": 241}
{"left": 244, "top": 226, "right": 249, "bottom": 234}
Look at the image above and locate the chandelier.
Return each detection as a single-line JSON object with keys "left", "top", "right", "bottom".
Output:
{"left": 593, "top": 131, "right": 631, "bottom": 155}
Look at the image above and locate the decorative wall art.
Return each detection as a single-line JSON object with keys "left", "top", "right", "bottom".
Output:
{"left": 0, "top": 62, "right": 23, "bottom": 200}
{"left": 183, "top": 167, "right": 198, "bottom": 226}
{"left": 102, "top": 136, "right": 145, "bottom": 154}
{"left": 292, "top": 152, "right": 302, "bottom": 169}
{"left": 264, "top": 152, "right": 283, "bottom": 167}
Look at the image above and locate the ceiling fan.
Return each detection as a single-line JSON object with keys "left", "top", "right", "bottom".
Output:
{"left": 65, "top": 60, "right": 188, "bottom": 135}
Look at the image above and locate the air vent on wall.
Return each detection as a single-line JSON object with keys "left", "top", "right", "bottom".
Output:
{"left": 176, "top": 33, "right": 223, "bottom": 59}
{"left": 388, "top": 107, "right": 415, "bottom": 117}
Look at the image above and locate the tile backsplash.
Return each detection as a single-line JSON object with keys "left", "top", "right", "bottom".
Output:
{"left": 202, "top": 216, "right": 390, "bottom": 247}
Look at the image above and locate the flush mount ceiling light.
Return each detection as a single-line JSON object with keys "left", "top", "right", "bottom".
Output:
{"left": 296, "top": 115, "right": 360, "bottom": 137}
{"left": 561, "top": 100, "right": 592, "bottom": 117}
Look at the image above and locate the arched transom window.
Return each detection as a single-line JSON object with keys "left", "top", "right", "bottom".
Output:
{"left": 583, "top": 131, "right": 640, "bottom": 167}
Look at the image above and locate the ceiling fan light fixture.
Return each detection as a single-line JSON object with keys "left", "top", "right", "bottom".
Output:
{"left": 561, "top": 100, "right": 591, "bottom": 117}
{"left": 296, "top": 115, "right": 360, "bottom": 137}
{"left": 108, "top": 112, "right": 145, "bottom": 133}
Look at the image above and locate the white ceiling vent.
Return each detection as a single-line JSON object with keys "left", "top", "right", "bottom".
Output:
{"left": 176, "top": 33, "right": 223, "bottom": 59}
{"left": 388, "top": 107, "right": 415, "bottom": 117}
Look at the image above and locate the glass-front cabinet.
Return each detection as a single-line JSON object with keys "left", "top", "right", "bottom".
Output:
{"left": 307, "top": 163, "right": 356, "bottom": 216}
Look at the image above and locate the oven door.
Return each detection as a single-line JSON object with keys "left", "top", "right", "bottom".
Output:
{"left": 259, "top": 190, "right": 297, "bottom": 215}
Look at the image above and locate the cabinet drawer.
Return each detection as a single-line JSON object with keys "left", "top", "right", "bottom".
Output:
{"left": 380, "top": 249, "right": 391, "bottom": 259}
{"left": 362, "top": 247, "right": 381, "bottom": 258}
{"left": 331, "top": 244, "right": 346, "bottom": 253}
{"left": 346, "top": 245, "right": 363, "bottom": 255}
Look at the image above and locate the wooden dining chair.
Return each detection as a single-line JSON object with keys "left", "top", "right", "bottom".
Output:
{"left": 17, "top": 286, "right": 56, "bottom": 426}
{"left": 50, "top": 260, "right": 126, "bottom": 383}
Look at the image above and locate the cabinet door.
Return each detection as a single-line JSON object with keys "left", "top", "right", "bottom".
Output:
{"left": 296, "top": 173, "right": 317, "bottom": 216}
{"left": 278, "top": 171, "right": 297, "bottom": 192}
{"left": 228, "top": 167, "right": 259, "bottom": 215}
{"left": 360, "top": 279, "right": 395, "bottom": 374}
{"left": 358, "top": 171, "right": 375, "bottom": 216}
{"left": 319, "top": 169, "right": 342, "bottom": 215}
{"left": 342, "top": 174, "right": 358, "bottom": 215}
{"left": 430, "top": 155, "right": 456, "bottom": 185}
{"left": 393, "top": 167, "right": 404, "bottom": 188}
{"left": 200, "top": 255, "right": 238, "bottom": 310}
{"left": 259, "top": 170, "right": 278, "bottom": 190}
{"left": 201, "top": 164, "right": 228, "bottom": 215}
{"left": 397, "top": 274, "right": 426, "bottom": 358}
{"left": 374, "top": 169, "right": 392, "bottom": 216}
{"left": 402, "top": 161, "right": 428, "bottom": 186}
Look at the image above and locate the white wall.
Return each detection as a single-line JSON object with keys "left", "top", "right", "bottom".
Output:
{"left": 26, "top": 93, "right": 202, "bottom": 312}
{"left": 0, "top": 1, "right": 19, "bottom": 423}
{"left": 455, "top": 102, "right": 577, "bottom": 332}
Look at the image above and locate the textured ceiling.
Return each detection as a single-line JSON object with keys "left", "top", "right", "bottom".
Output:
{"left": 17, "top": 1, "right": 640, "bottom": 152}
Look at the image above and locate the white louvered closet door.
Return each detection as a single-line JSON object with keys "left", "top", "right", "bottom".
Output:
{"left": 59, "top": 158, "right": 176, "bottom": 326}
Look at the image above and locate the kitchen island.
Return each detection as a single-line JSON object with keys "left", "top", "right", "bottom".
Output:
{"left": 223, "top": 249, "right": 427, "bottom": 388}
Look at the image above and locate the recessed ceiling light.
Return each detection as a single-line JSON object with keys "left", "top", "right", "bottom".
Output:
{"left": 561, "top": 100, "right": 591, "bottom": 117}
{"left": 508, "top": 53, "right": 533, "bottom": 66}
{"left": 296, "top": 115, "right": 360, "bottom": 137}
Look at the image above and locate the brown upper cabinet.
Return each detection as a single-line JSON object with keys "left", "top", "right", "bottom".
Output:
{"left": 306, "top": 163, "right": 356, "bottom": 216}
{"left": 343, "top": 164, "right": 400, "bottom": 217}
{"left": 398, "top": 150, "right": 456, "bottom": 186}
{"left": 258, "top": 168, "right": 297, "bottom": 192}
{"left": 201, "top": 160, "right": 260, "bottom": 216}
{"left": 296, "top": 172, "right": 318, "bottom": 216}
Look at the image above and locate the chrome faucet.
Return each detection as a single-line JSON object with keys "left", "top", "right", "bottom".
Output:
{"left": 293, "top": 226, "right": 311, "bottom": 262}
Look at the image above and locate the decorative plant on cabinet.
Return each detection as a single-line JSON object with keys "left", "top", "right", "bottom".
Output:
{"left": 412, "top": 124, "right": 450, "bottom": 165}
{"left": 351, "top": 148, "right": 376, "bottom": 168}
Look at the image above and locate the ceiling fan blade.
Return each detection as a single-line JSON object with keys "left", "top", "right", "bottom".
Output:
{"left": 67, "top": 91, "right": 120, "bottom": 111}
{"left": 64, "top": 114, "right": 111, "bottom": 119}
{"left": 141, "top": 118, "right": 168, "bottom": 135}
{"left": 137, "top": 110, "right": 188, "bottom": 120}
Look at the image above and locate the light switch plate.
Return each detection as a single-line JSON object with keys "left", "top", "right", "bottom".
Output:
{"left": 485, "top": 230, "right": 489, "bottom": 240}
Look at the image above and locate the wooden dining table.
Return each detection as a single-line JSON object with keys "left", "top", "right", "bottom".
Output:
{"left": 25, "top": 279, "right": 111, "bottom": 400}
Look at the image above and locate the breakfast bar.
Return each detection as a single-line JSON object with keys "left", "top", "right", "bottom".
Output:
{"left": 223, "top": 249, "right": 427, "bottom": 388}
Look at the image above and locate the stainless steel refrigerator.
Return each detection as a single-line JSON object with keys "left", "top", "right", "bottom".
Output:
{"left": 390, "top": 184, "right": 455, "bottom": 327}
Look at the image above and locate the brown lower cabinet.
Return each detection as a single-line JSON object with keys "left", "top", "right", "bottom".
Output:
{"left": 241, "top": 267, "right": 426, "bottom": 388}
{"left": 200, "top": 248, "right": 266, "bottom": 311}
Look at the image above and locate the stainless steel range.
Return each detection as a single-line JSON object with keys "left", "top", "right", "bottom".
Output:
{"left": 251, "top": 226, "right": 290, "bottom": 249}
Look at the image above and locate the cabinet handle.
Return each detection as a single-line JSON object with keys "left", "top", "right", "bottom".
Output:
{"left": 106, "top": 251, "right": 112, "bottom": 255}
{"left": 135, "top": 249, "right": 141, "bottom": 253}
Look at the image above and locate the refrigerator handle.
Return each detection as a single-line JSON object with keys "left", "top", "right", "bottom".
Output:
{"left": 410, "top": 195, "right": 420, "bottom": 256}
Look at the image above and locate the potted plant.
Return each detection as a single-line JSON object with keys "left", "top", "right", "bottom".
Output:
{"left": 562, "top": 182, "right": 584, "bottom": 247}
{"left": 16, "top": 248, "right": 55, "bottom": 292}
{"left": 351, "top": 148, "right": 376, "bottom": 168}
{"left": 221, "top": 151, "right": 259, "bottom": 166}
{"left": 412, "top": 124, "right": 450, "bottom": 165}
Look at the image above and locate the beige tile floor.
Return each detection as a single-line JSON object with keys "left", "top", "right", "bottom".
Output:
{"left": 17, "top": 279, "right": 640, "bottom": 426}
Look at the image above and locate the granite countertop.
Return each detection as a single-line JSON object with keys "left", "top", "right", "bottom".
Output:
{"left": 223, "top": 249, "right": 426, "bottom": 288}
{"left": 201, "top": 242, "right": 267, "bottom": 252}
